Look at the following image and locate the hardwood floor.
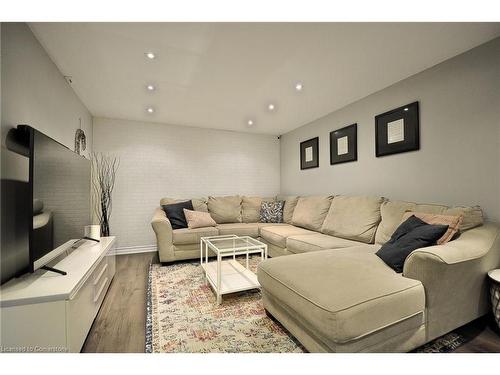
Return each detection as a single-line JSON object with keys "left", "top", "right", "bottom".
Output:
{"left": 82, "top": 251, "right": 158, "bottom": 353}
{"left": 82, "top": 253, "right": 500, "bottom": 353}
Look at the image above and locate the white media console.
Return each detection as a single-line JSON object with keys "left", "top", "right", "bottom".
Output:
{"left": 0, "top": 237, "right": 116, "bottom": 352}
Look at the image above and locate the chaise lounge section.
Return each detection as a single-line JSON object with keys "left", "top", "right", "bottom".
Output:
{"left": 258, "top": 197, "right": 500, "bottom": 352}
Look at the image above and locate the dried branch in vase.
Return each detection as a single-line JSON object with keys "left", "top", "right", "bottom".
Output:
{"left": 91, "top": 152, "right": 119, "bottom": 237}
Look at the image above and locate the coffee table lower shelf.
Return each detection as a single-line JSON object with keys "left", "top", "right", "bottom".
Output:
{"left": 201, "top": 260, "right": 260, "bottom": 304}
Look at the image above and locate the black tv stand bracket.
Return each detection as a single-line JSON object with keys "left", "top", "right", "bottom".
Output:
{"left": 41, "top": 265, "right": 67, "bottom": 276}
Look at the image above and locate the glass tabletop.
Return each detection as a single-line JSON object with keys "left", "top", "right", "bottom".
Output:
{"left": 202, "top": 235, "right": 265, "bottom": 253}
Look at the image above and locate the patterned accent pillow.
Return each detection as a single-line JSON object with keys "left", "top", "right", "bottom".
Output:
{"left": 260, "top": 201, "right": 285, "bottom": 223}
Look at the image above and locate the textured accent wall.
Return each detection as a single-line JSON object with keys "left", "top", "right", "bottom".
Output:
{"left": 93, "top": 117, "right": 280, "bottom": 249}
{"left": 280, "top": 37, "right": 500, "bottom": 222}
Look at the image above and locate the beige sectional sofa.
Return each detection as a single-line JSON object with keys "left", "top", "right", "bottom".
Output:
{"left": 151, "top": 194, "right": 500, "bottom": 352}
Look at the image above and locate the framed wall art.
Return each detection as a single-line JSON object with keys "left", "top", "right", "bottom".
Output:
{"left": 375, "top": 101, "right": 419, "bottom": 157}
{"left": 300, "top": 137, "right": 319, "bottom": 170}
{"left": 330, "top": 123, "right": 357, "bottom": 165}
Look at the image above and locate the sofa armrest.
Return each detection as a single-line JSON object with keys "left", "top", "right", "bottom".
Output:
{"left": 403, "top": 222, "right": 500, "bottom": 341}
{"left": 151, "top": 207, "right": 174, "bottom": 262}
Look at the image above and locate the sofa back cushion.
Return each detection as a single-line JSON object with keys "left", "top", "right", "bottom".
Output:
{"left": 374, "top": 200, "right": 485, "bottom": 244}
{"left": 160, "top": 197, "right": 208, "bottom": 212}
{"left": 291, "top": 195, "right": 333, "bottom": 231}
{"left": 241, "top": 196, "right": 275, "bottom": 223}
{"left": 278, "top": 196, "right": 300, "bottom": 224}
{"left": 321, "top": 195, "right": 382, "bottom": 244}
{"left": 443, "top": 206, "right": 483, "bottom": 231}
{"left": 207, "top": 195, "right": 242, "bottom": 223}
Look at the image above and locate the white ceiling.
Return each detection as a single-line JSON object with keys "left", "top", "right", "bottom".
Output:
{"left": 30, "top": 23, "right": 500, "bottom": 135}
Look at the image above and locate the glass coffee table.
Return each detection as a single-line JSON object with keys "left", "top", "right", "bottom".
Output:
{"left": 200, "top": 235, "right": 268, "bottom": 304}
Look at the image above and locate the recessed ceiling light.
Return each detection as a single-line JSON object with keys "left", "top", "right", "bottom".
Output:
{"left": 146, "top": 84, "right": 155, "bottom": 91}
{"left": 146, "top": 107, "right": 154, "bottom": 113}
{"left": 295, "top": 83, "right": 303, "bottom": 91}
{"left": 268, "top": 103, "right": 276, "bottom": 111}
{"left": 145, "top": 52, "right": 156, "bottom": 59}
{"left": 404, "top": 107, "right": 409, "bottom": 111}
{"left": 247, "top": 119, "right": 254, "bottom": 127}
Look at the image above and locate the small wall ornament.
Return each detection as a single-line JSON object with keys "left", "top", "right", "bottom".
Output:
{"left": 75, "top": 118, "right": 87, "bottom": 155}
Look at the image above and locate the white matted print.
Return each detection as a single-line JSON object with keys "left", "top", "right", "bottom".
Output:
{"left": 305, "top": 146, "right": 313, "bottom": 162}
{"left": 387, "top": 118, "right": 405, "bottom": 144}
{"left": 337, "top": 136, "right": 348, "bottom": 155}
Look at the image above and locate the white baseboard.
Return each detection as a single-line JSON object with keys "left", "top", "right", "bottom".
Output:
{"left": 113, "top": 244, "right": 157, "bottom": 256}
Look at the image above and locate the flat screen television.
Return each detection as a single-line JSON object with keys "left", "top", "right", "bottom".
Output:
{"left": 14, "top": 125, "right": 91, "bottom": 273}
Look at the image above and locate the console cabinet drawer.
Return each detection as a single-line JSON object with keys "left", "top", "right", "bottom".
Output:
{"left": 66, "top": 248, "right": 116, "bottom": 352}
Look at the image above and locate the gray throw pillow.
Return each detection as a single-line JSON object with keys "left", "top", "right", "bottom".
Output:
{"left": 260, "top": 201, "right": 284, "bottom": 223}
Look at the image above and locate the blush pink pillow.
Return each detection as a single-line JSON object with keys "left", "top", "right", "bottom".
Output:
{"left": 183, "top": 208, "right": 217, "bottom": 229}
{"left": 401, "top": 212, "right": 463, "bottom": 245}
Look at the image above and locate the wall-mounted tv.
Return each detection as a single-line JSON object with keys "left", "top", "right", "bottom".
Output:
{"left": 3, "top": 125, "right": 91, "bottom": 277}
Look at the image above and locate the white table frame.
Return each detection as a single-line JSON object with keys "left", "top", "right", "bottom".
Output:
{"left": 200, "top": 235, "right": 268, "bottom": 304}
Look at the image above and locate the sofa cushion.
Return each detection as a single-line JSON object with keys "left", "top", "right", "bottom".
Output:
{"left": 286, "top": 233, "right": 363, "bottom": 254}
{"left": 260, "top": 224, "right": 316, "bottom": 248}
{"left": 401, "top": 211, "right": 462, "bottom": 245}
{"left": 207, "top": 195, "right": 242, "bottom": 223}
{"left": 443, "top": 206, "right": 483, "bottom": 231}
{"left": 260, "top": 200, "right": 284, "bottom": 223}
{"left": 291, "top": 196, "right": 333, "bottom": 231}
{"left": 216, "top": 223, "right": 259, "bottom": 237}
{"left": 255, "top": 222, "right": 289, "bottom": 230}
{"left": 374, "top": 200, "right": 448, "bottom": 245}
{"left": 376, "top": 215, "right": 449, "bottom": 273}
{"left": 241, "top": 196, "right": 275, "bottom": 223}
{"left": 184, "top": 209, "right": 217, "bottom": 229}
{"left": 172, "top": 226, "right": 219, "bottom": 245}
{"left": 258, "top": 246, "right": 425, "bottom": 345}
{"left": 321, "top": 196, "right": 382, "bottom": 243}
{"left": 160, "top": 197, "right": 208, "bottom": 212}
{"left": 278, "top": 196, "right": 300, "bottom": 224}
{"left": 162, "top": 200, "right": 194, "bottom": 229}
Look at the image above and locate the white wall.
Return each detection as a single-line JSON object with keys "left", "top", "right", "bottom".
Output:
{"left": 93, "top": 117, "right": 280, "bottom": 250}
{"left": 1, "top": 23, "right": 93, "bottom": 282}
{"left": 280, "top": 37, "right": 500, "bottom": 222}
{"left": 1, "top": 23, "right": 92, "bottom": 165}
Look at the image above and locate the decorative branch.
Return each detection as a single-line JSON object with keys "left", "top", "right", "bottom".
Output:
{"left": 91, "top": 152, "right": 119, "bottom": 237}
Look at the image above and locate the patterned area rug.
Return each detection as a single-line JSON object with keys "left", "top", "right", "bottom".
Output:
{"left": 146, "top": 257, "right": 467, "bottom": 353}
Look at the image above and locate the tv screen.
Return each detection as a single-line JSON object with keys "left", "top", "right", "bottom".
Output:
{"left": 30, "top": 127, "right": 91, "bottom": 271}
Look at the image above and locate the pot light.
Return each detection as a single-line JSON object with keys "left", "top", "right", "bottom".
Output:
{"left": 146, "top": 107, "right": 154, "bottom": 113}
{"left": 146, "top": 84, "right": 156, "bottom": 91}
{"left": 268, "top": 103, "right": 276, "bottom": 111}
{"left": 295, "top": 82, "right": 303, "bottom": 91}
{"left": 247, "top": 119, "right": 255, "bottom": 127}
{"left": 145, "top": 52, "right": 156, "bottom": 59}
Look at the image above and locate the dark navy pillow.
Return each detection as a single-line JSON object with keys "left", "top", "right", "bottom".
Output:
{"left": 376, "top": 215, "right": 449, "bottom": 273}
{"left": 162, "top": 200, "right": 194, "bottom": 229}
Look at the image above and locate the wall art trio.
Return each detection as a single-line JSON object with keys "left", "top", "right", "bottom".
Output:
{"left": 299, "top": 101, "right": 419, "bottom": 170}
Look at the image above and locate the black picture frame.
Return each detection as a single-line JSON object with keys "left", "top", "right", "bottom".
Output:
{"left": 375, "top": 101, "right": 419, "bottom": 157}
{"left": 300, "top": 137, "right": 319, "bottom": 170}
{"left": 330, "top": 124, "right": 357, "bottom": 165}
